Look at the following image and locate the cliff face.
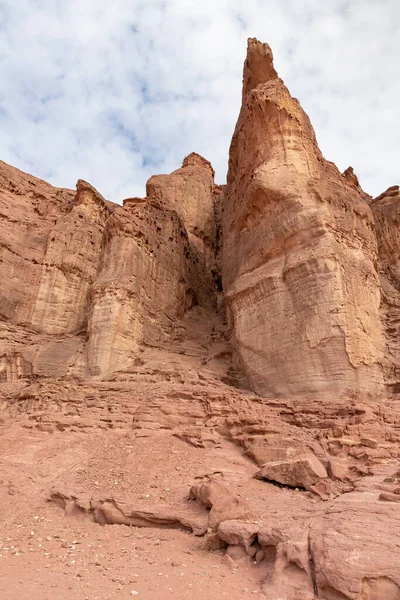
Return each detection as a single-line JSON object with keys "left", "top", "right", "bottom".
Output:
{"left": 223, "top": 38, "right": 384, "bottom": 400}
{"left": 0, "top": 160, "right": 75, "bottom": 327}
{"left": 370, "top": 185, "right": 400, "bottom": 395}
{"left": 0, "top": 155, "right": 220, "bottom": 381}
{"left": 146, "top": 153, "right": 217, "bottom": 270}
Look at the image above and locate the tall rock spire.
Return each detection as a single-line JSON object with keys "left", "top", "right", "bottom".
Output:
{"left": 223, "top": 38, "right": 384, "bottom": 400}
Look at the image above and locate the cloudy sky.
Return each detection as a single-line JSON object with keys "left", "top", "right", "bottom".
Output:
{"left": 0, "top": 0, "right": 398, "bottom": 202}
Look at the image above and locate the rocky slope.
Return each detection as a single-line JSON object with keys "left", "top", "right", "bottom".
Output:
{"left": 1, "top": 39, "right": 400, "bottom": 600}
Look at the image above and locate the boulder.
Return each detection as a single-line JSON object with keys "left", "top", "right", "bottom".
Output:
{"left": 189, "top": 480, "right": 255, "bottom": 531}
{"left": 255, "top": 456, "right": 327, "bottom": 489}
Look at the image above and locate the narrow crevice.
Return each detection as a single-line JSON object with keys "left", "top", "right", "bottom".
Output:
{"left": 308, "top": 530, "right": 318, "bottom": 597}
{"left": 257, "top": 477, "right": 307, "bottom": 492}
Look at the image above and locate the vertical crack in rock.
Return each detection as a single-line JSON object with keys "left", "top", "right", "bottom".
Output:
{"left": 308, "top": 529, "right": 318, "bottom": 597}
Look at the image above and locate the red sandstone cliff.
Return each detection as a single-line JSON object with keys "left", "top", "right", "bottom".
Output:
{"left": 0, "top": 153, "right": 220, "bottom": 381}
{"left": 1, "top": 39, "right": 400, "bottom": 600}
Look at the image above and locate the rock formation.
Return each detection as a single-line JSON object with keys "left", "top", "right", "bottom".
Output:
{"left": 0, "top": 153, "right": 219, "bottom": 381}
{"left": 1, "top": 37, "right": 400, "bottom": 600}
{"left": 223, "top": 38, "right": 384, "bottom": 400}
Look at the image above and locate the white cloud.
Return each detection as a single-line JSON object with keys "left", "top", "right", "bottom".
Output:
{"left": 0, "top": 0, "right": 398, "bottom": 201}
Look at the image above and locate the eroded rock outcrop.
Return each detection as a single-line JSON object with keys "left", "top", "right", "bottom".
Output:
{"left": 223, "top": 38, "right": 384, "bottom": 400}
{"left": 87, "top": 200, "right": 192, "bottom": 376}
{"left": 50, "top": 487, "right": 208, "bottom": 535}
{"left": 0, "top": 154, "right": 220, "bottom": 380}
{"left": 146, "top": 152, "right": 217, "bottom": 271}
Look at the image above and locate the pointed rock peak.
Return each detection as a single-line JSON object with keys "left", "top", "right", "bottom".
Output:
{"left": 242, "top": 38, "right": 278, "bottom": 99}
{"left": 75, "top": 179, "right": 109, "bottom": 212}
{"left": 343, "top": 166, "right": 361, "bottom": 188}
{"left": 342, "top": 167, "right": 372, "bottom": 201}
{"left": 182, "top": 152, "right": 215, "bottom": 178}
{"left": 76, "top": 179, "right": 105, "bottom": 198}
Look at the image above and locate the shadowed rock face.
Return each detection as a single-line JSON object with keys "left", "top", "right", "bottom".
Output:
{"left": 223, "top": 38, "right": 384, "bottom": 400}
{"left": 370, "top": 186, "right": 400, "bottom": 395}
